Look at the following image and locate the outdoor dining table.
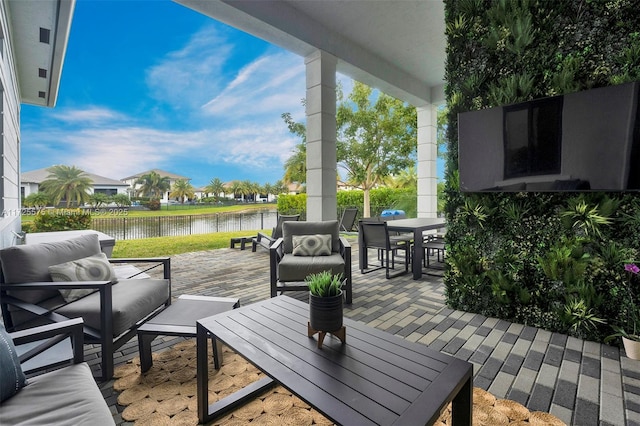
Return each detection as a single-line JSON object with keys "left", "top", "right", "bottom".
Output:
{"left": 358, "top": 217, "right": 446, "bottom": 279}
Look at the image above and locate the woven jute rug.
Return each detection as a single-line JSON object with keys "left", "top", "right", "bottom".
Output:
{"left": 113, "top": 339, "right": 566, "bottom": 426}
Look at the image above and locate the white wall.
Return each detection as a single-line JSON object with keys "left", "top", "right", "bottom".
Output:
{"left": 0, "top": 2, "right": 24, "bottom": 248}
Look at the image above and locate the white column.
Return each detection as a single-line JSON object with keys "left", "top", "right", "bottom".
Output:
{"left": 416, "top": 104, "right": 438, "bottom": 218}
{"left": 305, "top": 50, "right": 337, "bottom": 221}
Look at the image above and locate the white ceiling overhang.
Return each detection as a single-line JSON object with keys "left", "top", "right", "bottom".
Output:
{"left": 174, "top": 0, "right": 446, "bottom": 106}
{"left": 7, "top": 0, "right": 75, "bottom": 107}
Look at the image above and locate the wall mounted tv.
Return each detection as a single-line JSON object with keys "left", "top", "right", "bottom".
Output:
{"left": 458, "top": 81, "right": 640, "bottom": 192}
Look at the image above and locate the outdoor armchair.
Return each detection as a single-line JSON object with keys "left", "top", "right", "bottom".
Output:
{"left": 270, "top": 220, "right": 352, "bottom": 304}
{"left": 0, "top": 318, "right": 114, "bottom": 425}
{"left": 252, "top": 214, "right": 300, "bottom": 251}
{"left": 0, "top": 234, "right": 171, "bottom": 381}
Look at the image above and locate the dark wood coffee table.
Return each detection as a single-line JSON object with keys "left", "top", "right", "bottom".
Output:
{"left": 137, "top": 294, "right": 239, "bottom": 373}
{"left": 196, "top": 296, "right": 472, "bottom": 425}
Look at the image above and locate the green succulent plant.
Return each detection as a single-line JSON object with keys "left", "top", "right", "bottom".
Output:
{"left": 306, "top": 271, "right": 343, "bottom": 298}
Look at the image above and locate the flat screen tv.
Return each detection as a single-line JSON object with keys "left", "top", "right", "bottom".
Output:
{"left": 458, "top": 81, "right": 640, "bottom": 192}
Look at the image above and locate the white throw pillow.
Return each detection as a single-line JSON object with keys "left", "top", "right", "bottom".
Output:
{"left": 49, "top": 253, "right": 117, "bottom": 303}
{"left": 292, "top": 234, "right": 332, "bottom": 256}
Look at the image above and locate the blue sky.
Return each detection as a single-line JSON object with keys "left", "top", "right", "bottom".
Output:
{"left": 21, "top": 0, "right": 322, "bottom": 188}
{"left": 21, "top": 0, "right": 439, "bottom": 189}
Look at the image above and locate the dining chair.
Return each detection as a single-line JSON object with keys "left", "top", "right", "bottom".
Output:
{"left": 359, "top": 221, "right": 412, "bottom": 279}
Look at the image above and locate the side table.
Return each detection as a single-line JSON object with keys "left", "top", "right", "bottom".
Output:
{"left": 137, "top": 294, "right": 240, "bottom": 372}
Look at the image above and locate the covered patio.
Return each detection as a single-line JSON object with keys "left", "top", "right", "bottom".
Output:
{"left": 96, "top": 241, "right": 638, "bottom": 425}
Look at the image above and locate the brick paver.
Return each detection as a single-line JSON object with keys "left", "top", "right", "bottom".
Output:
{"left": 88, "top": 239, "right": 639, "bottom": 425}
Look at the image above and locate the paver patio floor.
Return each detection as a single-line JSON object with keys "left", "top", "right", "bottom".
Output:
{"left": 93, "top": 239, "right": 639, "bottom": 425}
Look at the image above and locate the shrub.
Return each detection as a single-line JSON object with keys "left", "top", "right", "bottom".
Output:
{"left": 30, "top": 209, "right": 91, "bottom": 232}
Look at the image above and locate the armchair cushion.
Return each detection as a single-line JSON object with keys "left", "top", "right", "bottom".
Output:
{"left": 282, "top": 220, "right": 340, "bottom": 254}
{"left": 56, "top": 278, "right": 170, "bottom": 337}
{"left": 49, "top": 253, "right": 118, "bottom": 303}
{"left": 292, "top": 234, "right": 332, "bottom": 256}
{"left": 0, "top": 234, "right": 101, "bottom": 305}
{"left": 278, "top": 253, "right": 345, "bottom": 282}
{"left": 0, "top": 324, "right": 26, "bottom": 403}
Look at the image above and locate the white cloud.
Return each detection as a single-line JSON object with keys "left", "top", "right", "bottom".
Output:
{"left": 145, "top": 25, "right": 233, "bottom": 109}
{"left": 202, "top": 50, "right": 305, "bottom": 118}
{"left": 51, "top": 107, "right": 127, "bottom": 124}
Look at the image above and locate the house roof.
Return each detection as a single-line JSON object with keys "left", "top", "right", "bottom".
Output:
{"left": 22, "top": 167, "right": 128, "bottom": 187}
{"left": 7, "top": 0, "right": 75, "bottom": 107}
{"left": 121, "top": 169, "right": 191, "bottom": 181}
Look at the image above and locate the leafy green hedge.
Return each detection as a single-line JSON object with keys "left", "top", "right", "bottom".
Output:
{"left": 277, "top": 188, "right": 416, "bottom": 220}
{"left": 444, "top": 0, "right": 640, "bottom": 342}
{"left": 27, "top": 209, "right": 92, "bottom": 233}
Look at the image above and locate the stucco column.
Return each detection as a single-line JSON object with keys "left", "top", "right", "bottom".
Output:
{"left": 416, "top": 104, "right": 438, "bottom": 218}
{"left": 305, "top": 50, "right": 337, "bottom": 221}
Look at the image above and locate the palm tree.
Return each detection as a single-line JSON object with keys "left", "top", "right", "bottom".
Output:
{"left": 23, "top": 192, "right": 50, "bottom": 208}
{"left": 39, "top": 165, "right": 93, "bottom": 207}
{"left": 228, "top": 181, "right": 242, "bottom": 201}
{"left": 135, "top": 171, "right": 171, "bottom": 200}
{"left": 170, "top": 179, "right": 195, "bottom": 204}
{"left": 204, "top": 177, "right": 226, "bottom": 201}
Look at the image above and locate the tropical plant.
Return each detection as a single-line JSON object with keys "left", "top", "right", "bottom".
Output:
{"left": 111, "top": 194, "right": 132, "bottom": 207}
{"left": 23, "top": 192, "right": 50, "bottom": 208}
{"left": 561, "top": 298, "right": 606, "bottom": 340}
{"left": 606, "top": 263, "right": 640, "bottom": 343}
{"left": 88, "top": 193, "right": 110, "bottom": 208}
{"left": 559, "top": 196, "right": 616, "bottom": 238}
{"left": 39, "top": 165, "right": 93, "bottom": 207}
{"left": 228, "top": 181, "right": 242, "bottom": 201}
{"left": 135, "top": 171, "right": 170, "bottom": 200}
{"left": 204, "top": 178, "right": 226, "bottom": 201}
{"left": 170, "top": 179, "right": 195, "bottom": 204}
{"left": 306, "top": 271, "right": 343, "bottom": 298}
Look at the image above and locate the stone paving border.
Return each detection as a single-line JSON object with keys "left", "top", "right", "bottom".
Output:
{"left": 90, "top": 240, "right": 639, "bottom": 426}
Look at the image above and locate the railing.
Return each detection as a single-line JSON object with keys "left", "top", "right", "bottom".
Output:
{"left": 91, "top": 210, "right": 279, "bottom": 240}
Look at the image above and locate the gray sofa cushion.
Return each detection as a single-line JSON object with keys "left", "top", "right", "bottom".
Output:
{"left": 0, "top": 362, "right": 114, "bottom": 425}
{"left": 0, "top": 234, "right": 102, "bottom": 304}
{"left": 56, "top": 279, "right": 170, "bottom": 336}
{"left": 282, "top": 220, "right": 340, "bottom": 254}
{"left": 278, "top": 253, "right": 345, "bottom": 282}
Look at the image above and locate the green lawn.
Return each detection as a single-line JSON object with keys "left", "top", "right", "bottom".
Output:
{"left": 112, "top": 231, "right": 264, "bottom": 258}
{"left": 22, "top": 203, "right": 274, "bottom": 224}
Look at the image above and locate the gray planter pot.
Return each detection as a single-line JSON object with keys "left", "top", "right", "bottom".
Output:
{"left": 309, "top": 290, "right": 343, "bottom": 332}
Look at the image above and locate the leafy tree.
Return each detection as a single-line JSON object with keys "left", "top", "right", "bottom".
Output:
{"left": 88, "top": 193, "right": 110, "bottom": 208}
{"left": 338, "top": 82, "right": 417, "bottom": 216}
{"left": 282, "top": 82, "right": 417, "bottom": 217}
{"left": 111, "top": 193, "right": 131, "bottom": 207}
{"left": 385, "top": 165, "right": 417, "bottom": 189}
{"left": 170, "top": 179, "right": 195, "bottom": 204}
{"left": 135, "top": 171, "right": 170, "bottom": 200}
{"left": 273, "top": 180, "right": 289, "bottom": 196}
{"left": 40, "top": 165, "right": 93, "bottom": 207}
{"left": 204, "top": 177, "right": 226, "bottom": 201}
{"left": 23, "top": 192, "right": 50, "bottom": 208}
{"left": 282, "top": 112, "right": 307, "bottom": 185}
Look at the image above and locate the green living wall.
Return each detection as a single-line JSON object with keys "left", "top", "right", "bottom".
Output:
{"left": 444, "top": 0, "right": 640, "bottom": 342}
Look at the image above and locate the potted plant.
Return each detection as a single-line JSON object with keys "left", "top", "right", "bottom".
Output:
{"left": 605, "top": 263, "right": 640, "bottom": 360}
{"left": 306, "top": 271, "right": 344, "bottom": 333}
